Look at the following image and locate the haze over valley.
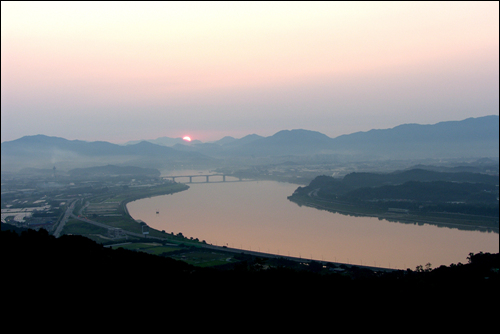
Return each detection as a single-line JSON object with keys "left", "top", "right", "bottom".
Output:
{"left": 3, "top": 115, "right": 498, "bottom": 236}
{"left": 2, "top": 115, "right": 498, "bottom": 172}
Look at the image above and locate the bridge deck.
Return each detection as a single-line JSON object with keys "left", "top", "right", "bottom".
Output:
{"left": 162, "top": 174, "right": 245, "bottom": 183}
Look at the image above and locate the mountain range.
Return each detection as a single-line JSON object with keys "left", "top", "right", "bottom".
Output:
{"left": 1, "top": 115, "right": 498, "bottom": 171}
{"left": 1, "top": 135, "right": 211, "bottom": 171}
{"left": 123, "top": 115, "right": 500, "bottom": 158}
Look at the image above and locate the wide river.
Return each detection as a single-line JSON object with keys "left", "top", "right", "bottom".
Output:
{"left": 127, "top": 172, "right": 499, "bottom": 270}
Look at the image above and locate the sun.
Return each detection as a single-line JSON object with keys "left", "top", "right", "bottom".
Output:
{"left": 182, "top": 136, "right": 191, "bottom": 142}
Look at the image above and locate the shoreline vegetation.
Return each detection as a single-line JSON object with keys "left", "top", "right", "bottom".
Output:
{"left": 287, "top": 169, "right": 499, "bottom": 233}
{"left": 287, "top": 193, "right": 499, "bottom": 233}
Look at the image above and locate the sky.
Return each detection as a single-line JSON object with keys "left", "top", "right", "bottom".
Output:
{"left": 1, "top": 1, "right": 499, "bottom": 143}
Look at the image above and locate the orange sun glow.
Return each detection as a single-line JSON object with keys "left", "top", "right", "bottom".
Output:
{"left": 183, "top": 136, "right": 191, "bottom": 142}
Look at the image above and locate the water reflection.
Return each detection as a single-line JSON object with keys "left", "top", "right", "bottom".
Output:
{"left": 127, "top": 179, "right": 499, "bottom": 270}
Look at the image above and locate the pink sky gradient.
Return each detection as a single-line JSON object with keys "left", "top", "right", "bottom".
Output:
{"left": 2, "top": 2, "right": 498, "bottom": 143}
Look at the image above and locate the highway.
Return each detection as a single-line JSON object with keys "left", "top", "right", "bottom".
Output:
{"left": 53, "top": 199, "right": 77, "bottom": 238}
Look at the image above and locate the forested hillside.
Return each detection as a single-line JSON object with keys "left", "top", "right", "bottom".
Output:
{"left": 289, "top": 169, "right": 499, "bottom": 221}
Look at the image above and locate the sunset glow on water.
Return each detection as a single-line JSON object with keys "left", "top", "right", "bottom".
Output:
{"left": 127, "top": 180, "right": 499, "bottom": 270}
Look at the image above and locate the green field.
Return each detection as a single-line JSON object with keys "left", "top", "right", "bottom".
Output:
{"left": 61, "top": 182, "right": 217, "bottom": 259}
{"left": 63, "top": 219, "right": 116, "bottom": 242}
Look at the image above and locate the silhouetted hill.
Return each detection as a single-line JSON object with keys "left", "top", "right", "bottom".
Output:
{"left": 1, "top": 135, "right": 212, "bottom": 171}
{"left": 218, "top": 116, "right": 499, "bottom": 158}
{"left": 228, "top": 129, "right": 334, "bottom": 156}
{"left": 2, "top": 226, "right": 498, "bottom": 305}
{"left": 342, "top": 168, "right": 500, "bottom": 189}
{"left": 124, "top": 136, "right": 202, "bottom": 146}
{"left": 292, "top": 169, "right": 499, "bottom": 217}
{"left": 331, "top": 115, "right": 499, "bottom": 159}
{"left": 2, "top": 116, "right": 498, "bottom": 170}
{"left": 213, "top": 136, "right": 237, "bottom": 145}
{"left": 408, "top": 159, "right": 499, "bottom": 175}
{"left": 221, "top": 134, "right": 263, "bottom": 147}
{"left": 346, "top": 180, "right": 498, "bottom": 204}
{"left": 299, "top": 168, "right": 499, "bottom": 196}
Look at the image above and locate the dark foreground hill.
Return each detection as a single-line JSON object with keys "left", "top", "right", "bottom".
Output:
{"left": 2, "top": 226, "right": 498, "bottom": 306}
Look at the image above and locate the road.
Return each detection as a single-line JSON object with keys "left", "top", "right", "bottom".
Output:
{"left": 53, "top": 199, "right": 77, "bottom": 238}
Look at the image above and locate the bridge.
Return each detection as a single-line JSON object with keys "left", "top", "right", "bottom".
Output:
{"left": 162, "top": 174, "right": 244, "bottom": 183}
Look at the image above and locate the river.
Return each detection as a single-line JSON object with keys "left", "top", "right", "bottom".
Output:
{"left": 127, "top": 172, "right": 499, "bottom": 270}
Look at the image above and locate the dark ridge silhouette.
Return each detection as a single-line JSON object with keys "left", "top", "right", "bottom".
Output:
{"left": 2, "top": 225, "right": 498, "bottom": 298}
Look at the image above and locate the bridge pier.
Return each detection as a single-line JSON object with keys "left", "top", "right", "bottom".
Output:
{"left": 206, "top": 175, "right": 209, "bottom": 183}
{"left": 189, "top": 176, "right": 192, "bottom": 183}
{"left": 223, "top": 175, "right": 226, "bottom": 182}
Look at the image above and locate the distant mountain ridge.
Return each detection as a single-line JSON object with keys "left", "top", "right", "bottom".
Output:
{"left": 226, "top": 129, "right": 334, "bottom": 156}
{"left": 219, "top": 115, "right": 499, "bottom": 158}
{"left": 2, "top": 115, "right": 498, "bottom": 171}
{"left": 123, "top": 137, "right": 202, "bottom": 146}
{"left": 99, "top": 115, "right": 500, "bottom": 159}
{"left": 2, "top": 135, "right": 202, "bottom": 157}
{"left": 330, "top": 115, "right": 499, "bottom": 158}
{"left": 1, "top": 135, "right": 212, "bottom": 171}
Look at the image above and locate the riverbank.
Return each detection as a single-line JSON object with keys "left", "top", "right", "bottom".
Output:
{"left": 288, "top": 193, "right": 499, "bottom": 233}
{"left": 62, "top": 182, "right": 192, "bottom": 241}
{"left": 115, "top": 181, "right": 401, "bottom": 271}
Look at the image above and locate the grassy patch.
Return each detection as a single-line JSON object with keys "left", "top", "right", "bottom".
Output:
{"left": 117, "top": 242, "right": 161, "bottom": 251}
{"left": 145, "top": 246, "right": 182, "bottom": 255}
{"left": 170, "top": 251, "right": 234, "bottom": 267}
{"left": 63, "top": 219, "right": 109, "bottom": 236}
{"left": 73, "top": 183, "right": 209, "bottom": 245}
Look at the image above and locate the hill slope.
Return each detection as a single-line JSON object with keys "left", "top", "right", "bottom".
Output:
{"left": 204, "top": 115, "right": 500, "bottom": 159}
{"left": 330, "top": 115, "right": 499, "bottom": 159}
{"left": 1, "top": 135, "right": 211, "bottom": 171}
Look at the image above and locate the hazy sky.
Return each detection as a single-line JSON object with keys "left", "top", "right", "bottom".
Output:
{"left": 2, "top": 1, "right": 498, "bottom": 143}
